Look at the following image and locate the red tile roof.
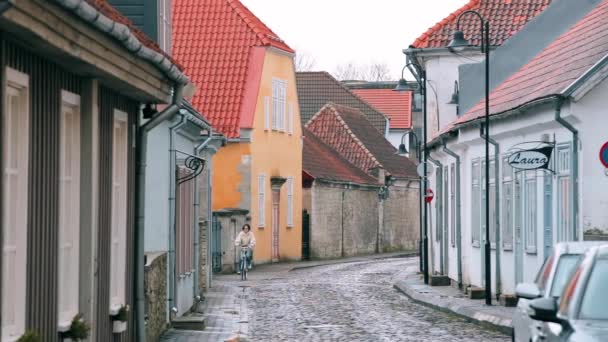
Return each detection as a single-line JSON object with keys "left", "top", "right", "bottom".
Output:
{"left": 456, "top": 0, "right": 608, "bottom": 128}
{"left": 306, "top": 103, "right": 418, "bottom": 180}
{"left": 351, "top": 89, "right": 412, "bottom": 129}
{"left": 85, "top": 0, "right": 181, "bottom": 69}
{"left": 303, "top": 128, "right": 380, "bottom": 185}
{"left": 412, "top": 0, "right": 552, "bottom": 48}
{"left": 172, "top": 0, "right": 294, "bottom": 138}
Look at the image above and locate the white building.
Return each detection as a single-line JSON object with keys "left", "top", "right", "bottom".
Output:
{"left": 419, "top": 0, "right": 608, "bottom": 298}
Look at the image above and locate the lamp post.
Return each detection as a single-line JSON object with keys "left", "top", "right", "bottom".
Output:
{"left": 395, "top": 62, "right": 429, "bottom": 285}
{"left": 397, "top": 131, "right": 423, "bottom": 273}
{"left": 447, "top": 10, "right": 492, "bottom": 306}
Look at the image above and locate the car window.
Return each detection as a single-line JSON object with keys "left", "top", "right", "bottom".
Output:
{"left": 536, "top": 253, "right": 556, "bottom": 292}
{"left": 578, "top": 258, "right": 608, "bottom": 320}
{"left": 559, "top": 267, "right": 582, "bottom": 316}
{"left": 550, "top": 254, "right": 581, "bottom": 298}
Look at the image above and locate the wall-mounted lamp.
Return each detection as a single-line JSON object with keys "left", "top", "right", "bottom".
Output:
{"left": 447, "top": 80, "right": 459, "bottom": 104}
{"left": 143, "top": 103, "right": 158, "bottom": 119}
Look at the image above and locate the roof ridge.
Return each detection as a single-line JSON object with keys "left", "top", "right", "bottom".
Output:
{"left": 325, "top": 103, "right": 384, "bottom": 171}
{"left": 412, "top": 0, "right": 480, "bottom": 48}
{"left": 227, "top": 0, "right": 292, "bottom": 52}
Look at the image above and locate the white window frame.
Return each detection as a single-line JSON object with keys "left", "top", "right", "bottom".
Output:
{"left": 450, "top": 164, "right": 455, "bottom": 247}
{"left": 501, "top": 156, "right": 514, "bottom": 251}
{"left": 264, "top": 96, "right": 270, "bottom": 131}
{"left": 2, "top": 68, "right": 29, "bottom": 341}
{"left": 58, "top": 90, "right": 81, "bottom": 329}
{"left": 272, "top": 79, "right": 286, "bottom": 131}
{"left": 556, "top": 145, "right": 571, "bottom": 242}
{"left": 110, "top": 109, "right": 128, "bottom": 312}
{"left": 489, "top": 160, "right": 496, "bottom": 248}
{"left": 258, "top": 175, "right": 266, "bottom": 227}
{"left": 443, "top": 166, "right": 448, "bottom": 245}
{"left": 471, "top": 159, "right": 480, "bottom": 246}
{"left": 287, "top": 177, "right": 294, "bottom": 227}
{"left": 524, "top": 170, "right": 537, "bottom": 253}
{"left": 288, "top": 103, "right": 294, "bottom": 135}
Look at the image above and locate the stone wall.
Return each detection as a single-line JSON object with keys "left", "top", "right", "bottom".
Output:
{"left": 309, "top": 180, "right": 420, "bottom": 259}
{"left": 144, "top": 252, "right": 168, "bottom": 342}
{"left": 381, "top": 180, "right": 420, "bottom": 252}
{"left": 198, "top": 219, "right": 208, "bottom": 292}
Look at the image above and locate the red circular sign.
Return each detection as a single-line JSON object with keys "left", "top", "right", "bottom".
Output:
{"left": 600, "top": 142, "right": 608, "bottom": 168}
{"left": 425, "top": 189, "right": 434, "bottom": 203}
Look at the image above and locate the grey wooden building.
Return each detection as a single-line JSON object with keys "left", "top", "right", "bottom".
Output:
{"left": 0, "top": 0, "right": 190, "bottom": 340}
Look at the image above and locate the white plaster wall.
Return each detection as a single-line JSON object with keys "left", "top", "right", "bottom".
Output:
{"left": 387, "top": 129, "right": 408, "bottom": 150}
{"left": 574, "top": 78, "right": 608, "bottom": 235}
{"left": 423, "top": 53, "right": 484, "bottom": 137}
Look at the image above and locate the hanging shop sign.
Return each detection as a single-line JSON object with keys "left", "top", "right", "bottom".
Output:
{"left": 600, "top": 142, "right": 608, "bottom": 169}
{"left": 507, "top": 142, "right": 555, "bottom": 171}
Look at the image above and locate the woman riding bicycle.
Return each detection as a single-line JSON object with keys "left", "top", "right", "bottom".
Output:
{"left": 234, "top": 224, "right": 255, "bottom": 274}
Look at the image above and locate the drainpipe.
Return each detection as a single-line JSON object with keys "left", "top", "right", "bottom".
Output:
{"left": 427, "top": 155, "right": 443, "bottom": 275}
{"left": 480, "top": 127, "right": 501, "bottom": 299}
{"left": 168, "top": 113, "right": 188, "bottom": 318}
{"left": 442, "top": 141, "right": 463, "bottom": 289}
{"left": 554, "top": 97, "right": 579, "bottom": 241}
{"left": 136, "top": 85, "right": 184, "bottom": 341}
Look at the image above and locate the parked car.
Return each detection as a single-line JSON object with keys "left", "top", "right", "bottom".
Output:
{"left": 512, "top": 242, "right": 606, "bottom": 342}
{"left": 527, "top": 244, "right": 608, "bottom": 341}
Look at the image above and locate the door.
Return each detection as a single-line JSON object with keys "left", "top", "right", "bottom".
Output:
{"left": 514, "top": 172, "right": 524, "bottom": 285}
{"left": 271, "top": 191, "right": 280, "bottom": 262}
{"left": 302, "top": 210, "right": 311, "bottom": 260}
{"left": 211, "top": 216, "right": 222, "bottom": 273}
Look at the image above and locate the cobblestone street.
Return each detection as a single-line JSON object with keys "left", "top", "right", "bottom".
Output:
{"left": 162, "top": 257, "right": 509, "bottom": 341}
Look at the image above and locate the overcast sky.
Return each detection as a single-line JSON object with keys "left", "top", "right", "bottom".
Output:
{"left": 240, "top": 0, "right": 469, "bottom": 80}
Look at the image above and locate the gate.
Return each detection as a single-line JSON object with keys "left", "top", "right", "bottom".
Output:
{"left": 302, "top": 210, "right": 311, "bottom": 260}
{"left": 211, "top": 215, "right": 222, "bottom": 273}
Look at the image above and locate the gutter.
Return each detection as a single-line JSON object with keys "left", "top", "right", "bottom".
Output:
{"left": 427, "top": 155, "right": 443, "bottom": 275}
{"left": 135, "top": 84, "right": 184, "bottom": 342}
{"left": 55, "top": 0, "right": 188, "bottom": 85}
{"left": 554, "top": 97, "right": 579, "bottom": 241}
{"left": 480, "top": 127, "right": 501, "bottom": 299}
{"left": 168, "top": 114, "right": 188, "bottom": 318}
{"left": 442, "top": 141, "right": 462, "bottom": 289}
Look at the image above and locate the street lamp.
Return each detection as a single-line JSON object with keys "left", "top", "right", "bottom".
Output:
{"left": 396, "top": 131, "right": 423, "bottom": 273}
{"left": 448, "top": 10, "right": 492, "bottom": 306}
{"left": 395, "top": 61, "right": 429, "bottom": 285}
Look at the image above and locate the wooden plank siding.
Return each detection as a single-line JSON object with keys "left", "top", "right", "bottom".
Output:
{"left": 0, "top": 35, "right": 140, "bottom": 341}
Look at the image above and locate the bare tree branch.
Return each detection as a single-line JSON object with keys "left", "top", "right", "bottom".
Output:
{"left": 294, "top": 53, "right": 317, "bottom": 72}
{"left": 332, "top": 62, "right": 393, "bottom": 82}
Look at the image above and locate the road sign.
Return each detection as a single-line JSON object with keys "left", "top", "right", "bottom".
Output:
{"left": 425, "top": 189, "right": 434, "bottom": 203}
{"left": 417, "top": 162, "right": 434, "bottom": 178}
{"left": 600, "top": 142, "right": 608, "bottom": 168}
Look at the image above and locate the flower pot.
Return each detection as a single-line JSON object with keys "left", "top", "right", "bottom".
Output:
{"left": 112, "top": 321, "right": 127, "bottom": 334}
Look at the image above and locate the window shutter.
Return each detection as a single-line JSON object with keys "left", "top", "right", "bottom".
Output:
{"left": 258, "top": 175, "right": 265, "bottom": 227}
{"left": 264, "top": 96, "right": 270, "bottom": 130}
{"left": 271, "top": 82, "right": 278, "bottom": 130}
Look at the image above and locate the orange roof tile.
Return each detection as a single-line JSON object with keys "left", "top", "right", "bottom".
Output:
{"left": 351, "top": 89, "right": 412, "bottom": 129}
{"left": 172, "top": 0, "right": 294, "bottom": 138}
{"left": 412, "top": 0, "right": 552, "bottom": 48}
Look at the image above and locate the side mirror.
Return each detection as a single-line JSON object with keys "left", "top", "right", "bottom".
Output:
{"left": 529, "top": 298, "right": 561, "bottom": 324}
{"left": 516, "top": 283, "right": 542, "bottom": 300}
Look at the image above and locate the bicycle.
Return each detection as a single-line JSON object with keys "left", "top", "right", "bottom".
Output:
{"left": 239, "top": 246, "right": 250, "bottom": 281}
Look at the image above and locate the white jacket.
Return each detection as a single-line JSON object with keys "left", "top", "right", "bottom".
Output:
{"left": 234, "top": 231, "right": 256, "bottom": 248}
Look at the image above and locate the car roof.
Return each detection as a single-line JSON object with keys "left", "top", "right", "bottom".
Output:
{"left": 553, "top": 241, "right": 608, "bottom": 255}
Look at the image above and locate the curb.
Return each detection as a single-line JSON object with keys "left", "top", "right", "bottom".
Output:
{"left": 393, "top": 280, "right": 513, "bottom": 335}
{"left": 289, "top": 252, "right": 419, "bottom": 272}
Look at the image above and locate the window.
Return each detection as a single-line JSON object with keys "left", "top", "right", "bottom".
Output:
{"left": 502, "top": 157, "right": 514, "bottom": 250}
{"left": 471, "top": 160, "right": 480, "bottom": 246}
{"left": 288, "top": 103, "right": 294, "bottom": 135}
{"left": 550, "top": 254, "right": 581, "bottom": 298}
{"left": 272, "top": 79, "right": 286, "bottom": 131}
{"left": 176, "top": 167, "right": 195, "bottom": 275}
{"left": 158, "top": 0, "right": 172, "bottom": 52}
{"left": 443, "top": 166, "right": 449, "bottom": 246}
{"left": 450, "top": 164, "right": 455, "bottom": 247}
{"left": 435, "top": 167, "right": 442, "bottom": 242}
{"left": 524, "top": 171, "right": 537, "bottom": 253}
{"left": 58, "top": 91, "right": 81, "bottom": 328}
{"left": 557, "top": 146, "right": 571, "bottom": 242}
{"left": 578, "top": 259, "right": 608, "bottom": 320}
{"left": 287, "top": 177, "right": 294, "bottom": 227}
{"left": 2, "top": 68, "right": 29, "bottom": 340}
{"left": 489, "top": 160, "right": 496, "bottom": 247}
{"left": 514, "top": 172, "right": 523, "bottom": 249}
{"left": 264, "top": 96, "right": 270, "bottom": 131}
{"left": 110, "top": 110, "right": 128, "bottom": 310}
{"left": 258, "top": 175, "right": 266, "bottom": 227}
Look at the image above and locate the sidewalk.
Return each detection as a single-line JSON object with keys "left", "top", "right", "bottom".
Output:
{"left": 161, "top": 251, "right": 417, "bottom": 342}
{"left": 393, "top": 266, "right": 514, "bottom": 335}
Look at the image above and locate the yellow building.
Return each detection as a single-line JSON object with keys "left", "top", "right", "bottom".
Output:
{"left": 173, "top": 0, "right": 302, "bottom": 264}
